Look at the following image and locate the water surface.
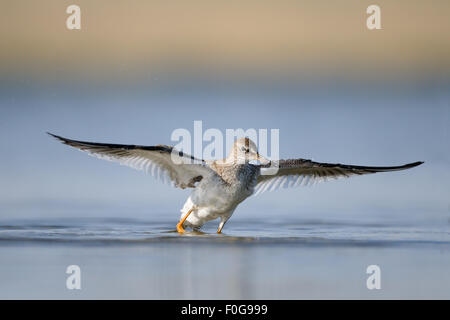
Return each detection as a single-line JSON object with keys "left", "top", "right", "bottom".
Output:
{"left": 0, "top": 216, "right": 449, "bottom": 299}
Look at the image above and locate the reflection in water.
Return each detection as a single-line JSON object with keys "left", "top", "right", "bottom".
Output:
{"left": 0, "top": 217, "right": 449, "bottom": 245}
{"left": 0, "top": 218, "right": 449, "bottom": 299}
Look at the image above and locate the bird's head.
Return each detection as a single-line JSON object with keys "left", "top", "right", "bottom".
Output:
{"left": 226, "top": 137, "right": 270, "bottom": 165}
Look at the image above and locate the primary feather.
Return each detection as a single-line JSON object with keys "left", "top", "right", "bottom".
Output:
{"left": 48, "top": 133, "right": 215, "bottom": 189}
{"left": 254, "top": 158, "right": 423, "bottom": 195}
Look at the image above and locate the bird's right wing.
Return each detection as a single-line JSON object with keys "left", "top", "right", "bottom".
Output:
{"left": 48, "top": 133, "right": 217, "bottom": 189}
{"left": 254, "top": 158, "right": 423, "bottom": 195}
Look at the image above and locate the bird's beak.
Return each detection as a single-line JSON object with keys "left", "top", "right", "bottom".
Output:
{"left": 256, "top": 153, "right": 271, "bottom": 165}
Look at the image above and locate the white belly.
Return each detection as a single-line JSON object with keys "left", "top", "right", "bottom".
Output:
{"left": 179, "top": 175, "right": 254, "bottom": 229}
{"left": 180, "top": 197, "right": 235, "bottom": 229}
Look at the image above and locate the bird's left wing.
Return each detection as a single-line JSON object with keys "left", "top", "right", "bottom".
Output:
{"left": 254, "top": 158, "right": 423, "bottom": 195}
{"left": 48, "top": 133, "right": 216, "bottom": 189}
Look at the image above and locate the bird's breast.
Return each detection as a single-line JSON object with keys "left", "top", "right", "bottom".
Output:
{"left": 190, "top": 164, "right": 258, "bottom": 211}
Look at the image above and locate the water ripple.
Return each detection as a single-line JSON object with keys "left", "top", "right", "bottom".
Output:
{"left": 0, "top": 217, "right": 449, "bottom": 248}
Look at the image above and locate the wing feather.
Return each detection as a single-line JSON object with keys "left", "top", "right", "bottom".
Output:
{"left": 255, "top": 158, "right": 423, "bottom": 195}
{"left": 48, "top": 133, "right": 216, "bottom": 189}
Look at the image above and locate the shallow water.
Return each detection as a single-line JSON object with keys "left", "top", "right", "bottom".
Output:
{"left": 0, "top": 217, "right": 449, "bottom": 299}
{"left": 2, "top": 216, "right": 450, "bottom": 244}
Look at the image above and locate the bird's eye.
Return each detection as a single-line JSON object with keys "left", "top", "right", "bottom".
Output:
{"left": 240, "top": 146, "right": 250, "bottom": 153}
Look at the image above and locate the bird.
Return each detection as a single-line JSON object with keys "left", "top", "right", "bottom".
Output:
{"left": 48, "top": 133, "right": 423, "bottom": 234}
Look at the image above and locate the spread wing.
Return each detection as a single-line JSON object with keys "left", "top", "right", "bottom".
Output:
{"left": 254, "top": 158, "right": 423, "bottom": 196}
{"left": 48, "top": 133, "right": 216, "bottom": 189}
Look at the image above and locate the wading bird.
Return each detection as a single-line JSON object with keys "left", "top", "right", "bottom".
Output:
{"left": 48, "top": 133, "right": 423, "bottom": 234}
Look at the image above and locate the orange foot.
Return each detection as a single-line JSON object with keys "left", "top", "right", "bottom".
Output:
{"left": 176, "top": 207, "right": 194, "bottom": 234}
{"left": 176, "top": 222, "right": 185, "bottom": 233}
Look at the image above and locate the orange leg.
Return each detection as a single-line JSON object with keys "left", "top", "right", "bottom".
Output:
{"left": 177, "top": 208, "right": 194, "bottom": 233}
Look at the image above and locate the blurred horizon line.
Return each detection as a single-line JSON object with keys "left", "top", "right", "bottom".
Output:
{"left": 2, "top": 70, "right": 450, "bottom": 99}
